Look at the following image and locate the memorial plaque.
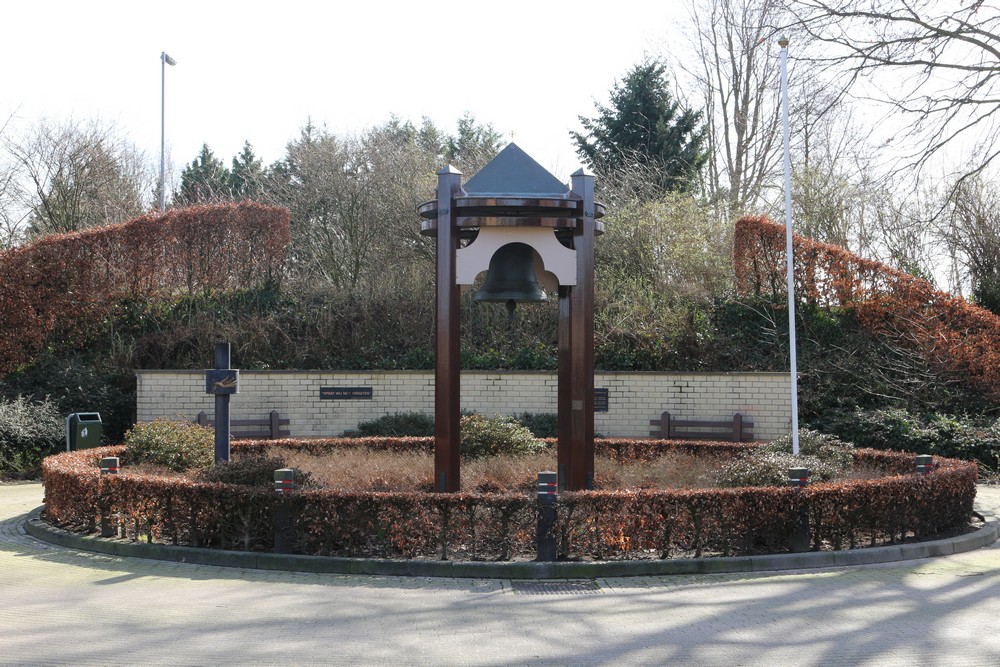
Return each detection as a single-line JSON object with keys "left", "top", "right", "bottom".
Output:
{"left": 205, "top": 369, "right": 239, "bottom": 395}
{"left": 594, "top": 388, "right": 609, "bottom": 413}
{"left": 320, "top": 386, "right": 374, "bottom": 400}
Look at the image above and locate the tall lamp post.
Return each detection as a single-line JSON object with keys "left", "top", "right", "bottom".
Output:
{"left": 160, "top": 51, "right": 177, "bottom": 212}
{"left": 779, "top": 34, "right": 800, "bottom": 456}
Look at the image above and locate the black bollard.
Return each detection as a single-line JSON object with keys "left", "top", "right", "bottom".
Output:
{"left": 274, "top": 468, "right": 296, "bottom": 554}
{"left": 99, "top": 456, "right": 119, "bottom": 538}
{"left": 787, "top": 467, "right": 810, "bottom": 553}
{"left": 536, "top": 471, "right": 558, "bottom": 562}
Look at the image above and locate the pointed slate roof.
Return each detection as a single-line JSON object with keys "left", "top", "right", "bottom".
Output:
{"left": 463, "top": 143, "right": 570, "bottom": 197}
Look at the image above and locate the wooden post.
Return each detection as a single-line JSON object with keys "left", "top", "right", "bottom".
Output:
{"left": 557, "top": 285, "right": 572, "bottom": 492}
{"left": 557, "top": 169, "right": 597, "bottom": 491}
{"left": 733, "top": 413, "right": 743, "bottom": 442}
{"left": 434, "top": 166, "right": 462, "bottom": 492}
{"left": 269, "top": 410, "right": 281, "bottom": 439}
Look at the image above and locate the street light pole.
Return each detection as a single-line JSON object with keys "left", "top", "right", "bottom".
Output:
{"left": 160, "top": 51, "right": 177, "bottom": 212}
{"left": 779, "top": 35, "right": 800, "bottom": 456}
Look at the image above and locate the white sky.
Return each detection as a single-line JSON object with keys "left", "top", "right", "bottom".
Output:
{"left": 2, "top": 0, "right": 687, "bottom": 185}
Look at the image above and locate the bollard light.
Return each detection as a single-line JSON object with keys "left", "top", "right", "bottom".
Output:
{"left": 100, "top": 457, "right": 119, "bottom": 475}
{"left": 787, "top": 467, "right": 809, "bottom": 488}
{"left": 274, "top": 468, "right": 296, "bottom": 493}
{"left": 98, "top": 456, "right": 120, "bottom": 538}
{"left": 536, "top": 470, "right": 558, "bottom": 562}
{"left": 787, "top": 466, "right": 811, "bottom": 553}
{"left": 537, "top": 470, "right": 558, "bottom": 497}
{"left": 916, "top": 455, "right": 934, "bottom": 475}
{"left": 273, "top": 468, "right": 296, "bottom": 554}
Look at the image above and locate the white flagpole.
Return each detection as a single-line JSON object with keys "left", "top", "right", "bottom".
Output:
{"left": 779, "top": 35, "right": 800, "bottom": 456}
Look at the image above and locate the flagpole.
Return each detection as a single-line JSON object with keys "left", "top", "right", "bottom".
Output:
{"left": 779, "top": 35, "right": 800, "bottom": 456}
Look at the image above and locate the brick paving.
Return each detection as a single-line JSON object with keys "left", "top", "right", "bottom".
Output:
{"left": 2, "top": 482, "right": 1000, "bottom": 666}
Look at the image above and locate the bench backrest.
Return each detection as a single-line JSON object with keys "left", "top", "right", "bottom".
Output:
{"left": 649, "top": 411, "right": 753, "bottom": 442}
{"left": 195, "top": 410, "right": 290, "bottom": 440}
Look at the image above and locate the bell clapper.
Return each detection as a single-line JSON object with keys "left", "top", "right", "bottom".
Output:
{"left": 505, "top": 299, "right": 516, "bottom": 323}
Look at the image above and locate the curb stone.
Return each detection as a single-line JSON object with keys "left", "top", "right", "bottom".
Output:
{"left": 24, "top": 506, "right": 1000, "bottom": 580}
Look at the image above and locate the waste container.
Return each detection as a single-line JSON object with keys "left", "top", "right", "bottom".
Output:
{"left": 66, "top": 412, "right": 102, "bottom": 451}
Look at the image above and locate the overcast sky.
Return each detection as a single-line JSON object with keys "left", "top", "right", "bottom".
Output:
{"left": 3, "top": 1, "right": 689, "bottom": 184}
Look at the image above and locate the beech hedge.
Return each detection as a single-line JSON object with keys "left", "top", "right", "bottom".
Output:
{"left": 0, "top": 202, "right": 289, "bottom": 373}
{"left": 41, "top": 441, "right": 978, "bottom": 560}
{"left": 734, "top": 215, "right": 1000, "bottom": 401}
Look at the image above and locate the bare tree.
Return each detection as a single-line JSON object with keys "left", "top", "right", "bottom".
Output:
{"left": 5, "top": 118, "right": 150, "bottom": 237}
{"left": 270, "top": 115, "right": 500, "bottom": 292}
{"left": 0, "top": 166, "right": 25, "bottom": 248}
{"left": 0, "top": 112, "right": 27, "bottom": 247}
{"left": 683, "top": 0, "right": 787, "bottom": 215}
{"left": 787, "top": 0, "right": 1000, "bottom": 186}
{"left": 786, "top": 79, "right": 909, "bottom": 259}
{"left": 939, "top": 176, "right": 1000, "bottom": 309}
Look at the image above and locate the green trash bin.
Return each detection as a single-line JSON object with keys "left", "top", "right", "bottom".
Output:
{"left": 66, "top": 413, "right": 102, "bottom": 451}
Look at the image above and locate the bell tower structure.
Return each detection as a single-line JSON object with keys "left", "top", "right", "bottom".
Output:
{"left": 418, "top": 144, "right": 604, "bottom": 492}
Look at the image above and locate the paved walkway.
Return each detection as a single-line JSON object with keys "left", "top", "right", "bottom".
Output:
{"left": 3, "top": 482, "right": 1000, "bottom": 666}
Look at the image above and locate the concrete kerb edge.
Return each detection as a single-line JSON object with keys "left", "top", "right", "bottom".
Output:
{"left": 23, "top": 507, "right": 1000, "bottom": 580}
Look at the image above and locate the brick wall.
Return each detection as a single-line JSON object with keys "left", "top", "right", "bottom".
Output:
{"left": 136, "top": 370, "right": 792, "bottom": 440}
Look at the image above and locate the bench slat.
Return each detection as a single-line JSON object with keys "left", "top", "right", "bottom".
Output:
{"left": 228, "top": 419, "right": 290, "bottom": 427}
{"left": 231, "top": 430, "right": 291, "bottom": 439}
{"left": 670, "top": 419, "right": 754, "bottom": 428}
{"left": 648, "top": 411, "right": 753, "bottom": 442}
{"left": 195, "top": 410, "right": 290, "bottom": 440}
{"left": 201, "top": 420, "right": 290, "bottom": 427}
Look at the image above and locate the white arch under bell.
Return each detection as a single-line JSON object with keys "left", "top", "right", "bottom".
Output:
{"left": 456, "top": 226, "right": 576, "bottom": 291}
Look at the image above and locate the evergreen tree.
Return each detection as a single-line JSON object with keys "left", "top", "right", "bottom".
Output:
{"left": 445, "top": 113, "right": 504, "bottom": 174}
{"left": 229, "top": 141, "right": 264, "bottom": 201}
{"left": 175, "top": 144, "right": 229, "bottom": 205}
{"left": 572, "top": 60, "right": 708, "bottom": 194}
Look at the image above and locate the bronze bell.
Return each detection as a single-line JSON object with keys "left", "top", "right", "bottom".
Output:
{"left": 475, "top": 243, "right": 547, "bottom": 314}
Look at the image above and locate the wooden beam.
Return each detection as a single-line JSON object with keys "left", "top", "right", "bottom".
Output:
{"left": 557, "top": 285, "right": 573, "bottom": 492}
{"left": 561, "top": 169, "right": 597, "bottom": 491}
{"left": 434, "top": 166, "right": 463, "bottom": 492}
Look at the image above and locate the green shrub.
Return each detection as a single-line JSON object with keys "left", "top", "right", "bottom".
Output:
{"left": 717, "top": 429, "right": 851, "bottom": 488}
{"left": 809, "top": 408, "right": 1000, "bottom": 470}
{"left": 354, "top": 412, "right": 435, "bottom": 437}
{"left": 716, "top": 451, "right": 838, "bottom": 488}
{"left": 759, "top": 429, "right": 854, "bottom": 467}
{"left": 0, "top": 396, "right": 65, "bottom": 479}
{"left": 460, "top": 413, "right": 546, "bottom": 459}
{"left": 198, "top": 451, "right": 312, "bottom": 488}
{"left": 515, "top": 412, "right": 558, "bottom": 438}
{"left": 124, "top": 419, "right": 214, "bottom": 472}
{"left": 0, "top": 355, "right": 134, "bottom": 443}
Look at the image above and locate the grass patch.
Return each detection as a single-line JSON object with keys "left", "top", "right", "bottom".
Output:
{"left": 261, "top": 446, "right": 730, "bottom": 493}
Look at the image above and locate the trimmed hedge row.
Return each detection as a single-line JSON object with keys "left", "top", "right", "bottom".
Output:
{"left": 734, "top": 215, "right": 1000, "bottom": 400}
{"left": 41, "top": 442, "right": 977, "bottom": 560}
{"left": 0, "top": 202, "right": 289, "bottom": 373}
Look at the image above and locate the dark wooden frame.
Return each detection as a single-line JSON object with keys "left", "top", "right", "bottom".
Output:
{"left": 557, "top": 170, "right": 596, "bottom": 491}
{"left": 434, "top": 167, "right": 463, "bottom": 492}
{"left": 649, "top": 411, "right": 755, "bottom": 442}
{"left": 196, "top": 410, "right": 290, "bottom": 440}
{"left": 430, "top": 163, "right": 599, "bottom": 492}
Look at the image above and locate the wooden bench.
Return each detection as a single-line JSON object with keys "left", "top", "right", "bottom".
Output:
{"left": 649, "top": 411, "right": 753, "bottom": 442}
{"left": 196, "top": 410, "right": 290, "bottom": 440}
